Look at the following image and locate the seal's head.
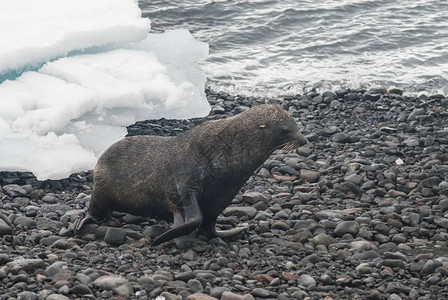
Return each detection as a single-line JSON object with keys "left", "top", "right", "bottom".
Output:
{"left": 247, "top": 104, "right": 308, "bottom": 151}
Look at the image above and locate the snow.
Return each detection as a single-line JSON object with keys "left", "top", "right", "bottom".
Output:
{"left": 0, "top": 0, "right": 150, "bottom": 75}
{"left": 0, "top": 0, "right": 210, "bottom": 180}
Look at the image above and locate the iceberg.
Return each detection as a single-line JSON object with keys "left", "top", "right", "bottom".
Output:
{"left": 0, "top": 0, "right": 211, "bottom": 180}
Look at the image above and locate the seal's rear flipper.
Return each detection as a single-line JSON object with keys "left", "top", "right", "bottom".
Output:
{"left": 215, "top": 226, "right": 248, "bottom": 239}
{"left": 151, "top": 185, "right": 203, "bottom": 247}
{"left": 151, "top": 215, "right": 202, "bottom": 246}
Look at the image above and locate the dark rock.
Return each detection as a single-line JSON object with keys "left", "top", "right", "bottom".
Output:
{"left": 223, "top": 206, "right": 257, "bottom": 219}
{"left": 45, "top": 262, "right": 65, "bottom": 277}
{"left": 332, "top": 132, "right": 351, "bottom": 143}
{"left": 385, "top": 282, "right": 411, "bottom": 294}
{"left": 334, "top": 221, "right": 359, "bottom": 237}
{"left": 420, "top": 260, "right": 443, "bottom": 276}
{"left": 71, "top": 284, "right": 93, "bottom": 295}
{"left": 3, "top": 184, "right": 27, "bottom": 197}
{"left": 104, "top": 227, "right": 127, "bottom": 245}
{"left": 142, "top": 225, "right": 167, "bottom": 238}
{"left": 13, "top": 216, "right": 36, "bottom": 229}
{"left": 0, "top": 219, "right": 13, "bottom": 236}
{"left": 299, "top": 169, "right": 319, "bottom": 182}
{"left": 6, "top": 258, "right": 46, "bottom": 274}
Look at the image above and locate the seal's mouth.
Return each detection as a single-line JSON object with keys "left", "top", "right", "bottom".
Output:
{"left": 281, "top": 132, "right": 308, "bottom": 152}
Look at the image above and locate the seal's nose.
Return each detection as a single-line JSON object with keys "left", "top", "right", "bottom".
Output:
{"left": 294, "top": 132, "right": 308, "bottom": 146}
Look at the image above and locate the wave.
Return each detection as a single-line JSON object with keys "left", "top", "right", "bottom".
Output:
{"left": 141, "top": 0, "right": 448, "bottom": 97}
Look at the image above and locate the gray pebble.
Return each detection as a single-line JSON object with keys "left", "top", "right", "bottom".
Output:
{"left": 3, "top": 184, "right": 28, "bottom": 197}
{"left": 104, "top": 227, "right": 127, "bottom": 245}
{"left": 251, "top": 288, "right": 277, "bottom": 298}
{"left": 297, "top": 274, "right": 316, "bottom": 287}
{"left": 160, "top": 292, "right": 181, "bottom": 300}
{"left": 13, "top": 216, "right": 36, "bottom": 229}
{"left": 0, "top": 219, "right": 13, "bottom": 236}
{"left": 334, "top": 221, "right": 359, "bottom": 237}
{"left": 242, "top": 191, "right": 268, "bottom": 204}
{"left": 332, "top": 132, "right": 351, "bottom": 143}
{"left": 211, "top": 287, "right": 230, "bottom": 298}
{"left": 407, "top": 108, "right": 425, "bottom": 121}
{"left": 75, "top": 273, "right": 92, "bottom": 285}
{"left": 71, "top": 284, "right": 92, "bottom": 295}
{"left": 383, "top": 259, "right": 406, "bottom": 268}
{"left": 388, "top": 294, "right": 402, "bottom": 300}
{"left": 223, "top": 206, "right": 257, "bottom": 219}
{"left": 6, "top": 258, "right": 45, "bottom": 274}
{"left": 94, "top": 275, "right": 133, "bottom": 297}
{"left": 45, "top": 261, "right": 65, "bottom": 277}
{"left": 45, "top": 295, "right": 70, "bottom": 300}
{"left": 142, "top": 224, "right": 167, "bottom": 238}
{"left": 420, "top": 259, "right": 443, "bottom": 276}
{"left": 271, "top": 221, "right": 290, "bottom": 231}
{"left": 311, "top": 233, "right": 337, "bottom": 247}
{"left": 187, "top": 278, "right": 203, "bottom": 292}
{"left": 351, "top": 250, "right": 380, "bottom": 261}
{"left": 17, "top": 291, "right": 37, "bottom": 300}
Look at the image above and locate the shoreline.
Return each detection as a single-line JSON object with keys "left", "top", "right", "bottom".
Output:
{"left": 1, "top": 88, "right": 448, "bottom": 299}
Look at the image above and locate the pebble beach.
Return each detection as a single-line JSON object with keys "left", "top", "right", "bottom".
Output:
{"left": 1, "top": 88, "right": 448, "bottom": 300}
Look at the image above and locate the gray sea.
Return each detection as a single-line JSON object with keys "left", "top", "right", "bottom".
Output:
{"left": 140, "top": 0, "right": 448, "bottom": 97}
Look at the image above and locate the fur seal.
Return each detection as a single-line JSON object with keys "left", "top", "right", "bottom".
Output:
{"left": 74, "top": 104, "right": 307, "bottom": 246}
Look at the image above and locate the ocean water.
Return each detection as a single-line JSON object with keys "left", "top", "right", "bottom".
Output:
{"left": 140, "top": 0, "right": 448, "bottom": 97}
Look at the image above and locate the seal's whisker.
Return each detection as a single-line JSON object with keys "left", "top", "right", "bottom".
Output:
{"left": 281, "top": 140, "right": 299, "bottom": 152}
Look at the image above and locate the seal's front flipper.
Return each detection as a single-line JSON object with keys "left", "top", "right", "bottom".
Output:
{"left": 72, "top": 213, "right": 104, "bottom": 231}
{"left": 151, "top": 186, "right": 203, "bottom": 247}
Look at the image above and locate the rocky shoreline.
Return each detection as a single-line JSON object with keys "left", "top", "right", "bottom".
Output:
{"left": 1, "top": 88, "right": 448, "bottom": 300}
